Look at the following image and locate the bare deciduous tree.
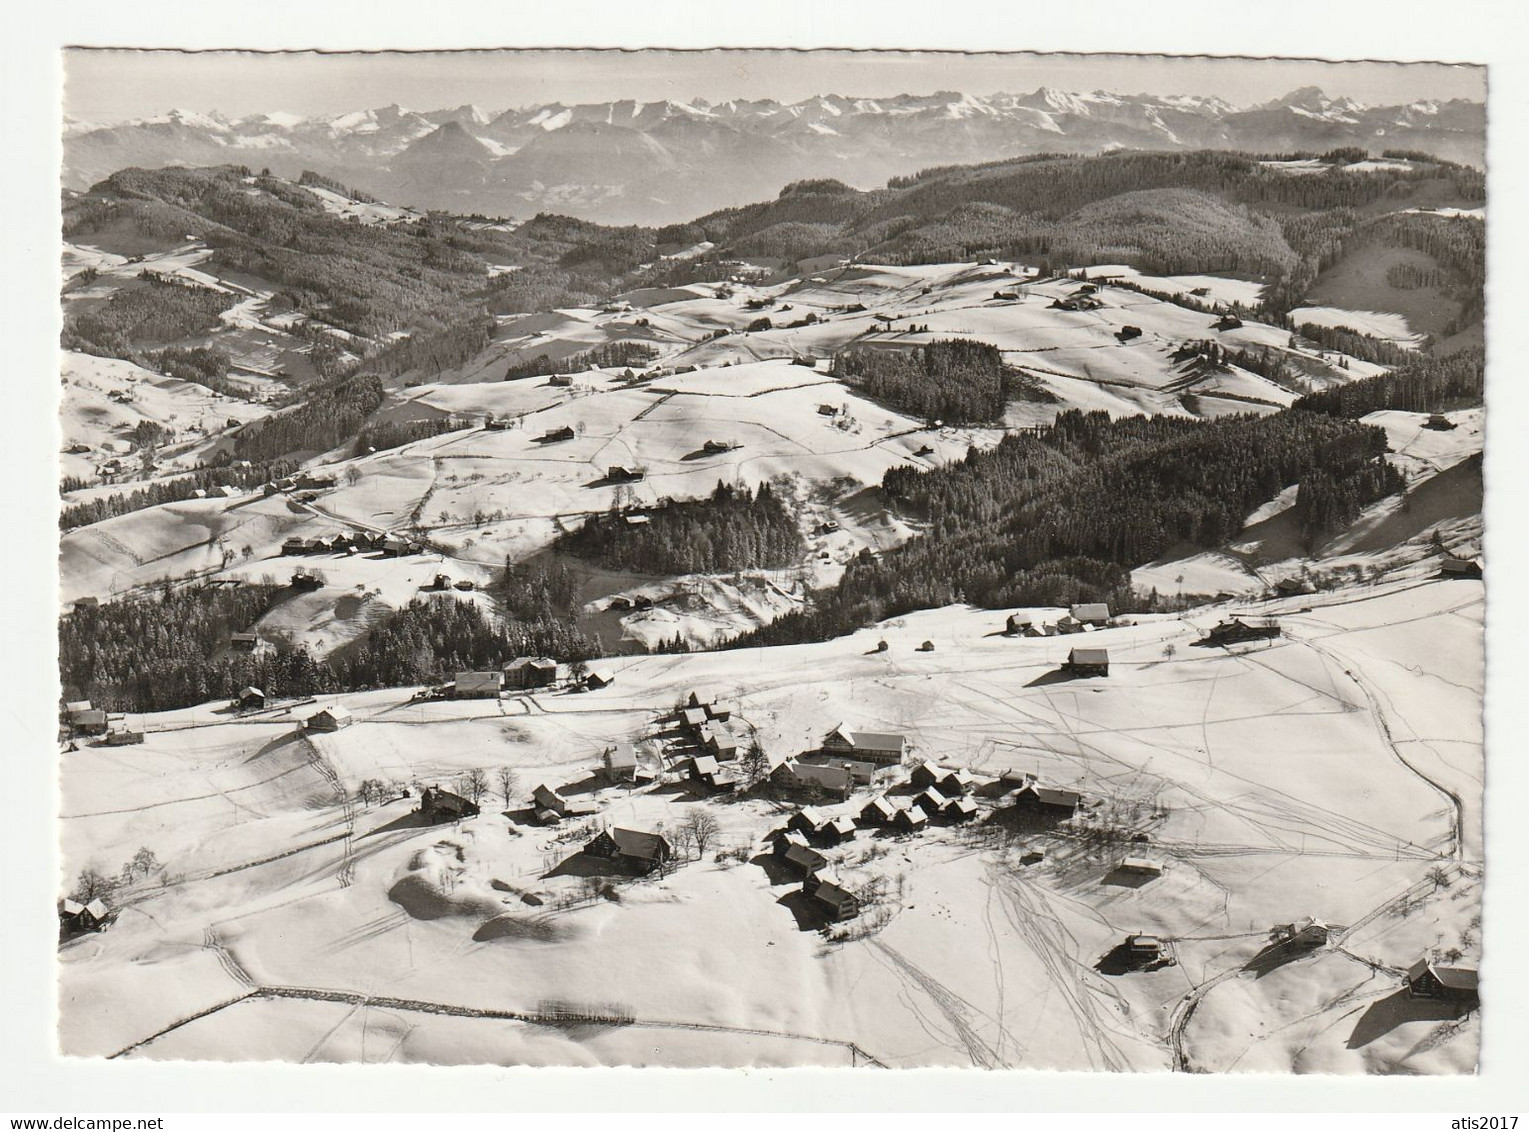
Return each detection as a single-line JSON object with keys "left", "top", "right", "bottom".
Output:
{"left": 460, "top": 767, "right": 490, "bottom": 807}
{"left": 680, "top": 809, "right": 723, "bottom": 858}
{"left": 496, "top": 766, "right": 519, "bottom": 809}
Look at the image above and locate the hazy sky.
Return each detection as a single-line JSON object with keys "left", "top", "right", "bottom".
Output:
{"left": 64, "top": 48, "right": 1486, "bottom": 123}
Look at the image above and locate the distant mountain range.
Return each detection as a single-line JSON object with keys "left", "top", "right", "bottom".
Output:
{"left": 63, "top": 87, "right": 1486, "bottom": 226}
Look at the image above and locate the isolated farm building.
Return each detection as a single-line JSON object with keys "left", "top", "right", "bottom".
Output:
{"left": 1203, "top": 618, "right": 1281, "bottom": 646}
{"left": 1069, "top": 603, "right": 1111, "bottom": 626}
{"left": 1126, "top": 934, "right": 1165, "bottom": 963}
{"left": 1116, "top": 325, "right": 1143, "bottom": 341}
{"left": 539, "top": 425, "right": 576, "bottom": 443}
{"left": 702, "top": 439, "right": 735, "bottom": 454}
{"left": 71, "top": 709, "right": 109, "bottom": 736}
{"left": 1405, "top": 958, "right": 1479, "bottom": 1005}
{"left": 1424, "top": 413, "right": 1457, "bottom": 431}
{"left": 892, "top": 804, "right": 929, "bottom": 833}
{"left": 857, "top": 796, "right": 900, "bottom": 827}
{"left": 1119, "top": 856, "right": 1164, "bottom": 877}
{"left": 305, "top": 705, "right": 353, "bottom": 732}
{"left": 1065, "top": 647, "right": 1111, "bottom": 677}
{"left": 420, "top": 785, "right": 479, "bottom": 824}
{"left": 290, "top": 571, "right": 323, "bottom": 591}
{"left": 484, "top": 417, "right": 512, "bottom": 430}
{"left": 585, "top": 827, "right": 673, "bottom": 875}
{"left": 621, "top": 513, "right": 651, "bottom": 527}
{"left": 822, "top": 725, "right": 906, "bottom": 765}
{"left": 601, "top": 742, "right": 640, "bottom": 783}
{"left": 504, "top": 656, "right": 558, "bottom": 689}
{"left": 1440, "top": 555, "right": 1483, "bottom": 579}
{"left": 606, "top": 465, "right": 644, "bottom": 483}
{"left": 1279, "top": 916, "right": 1333, "bottom": 948}
{"left": 453, "top": 671, "right": 504, "bottom": 699}
{"left": 59, "top": 898, "right": 111, "bottom": 933}
{"left": 235, "top": 686, "right": 266, "bottom": 710}
{"left": 1213, "top": 313, "right": 1243, "bottom": 331}
{"left": 532, "top": 783, "right": 597, "bottom": 819}
{"left": 1275, "top": 577, "right": 1316, "bottom": 597}
{"left": 230, "top": 632, "right": 259, "bottom": 652}
{"left": 584, "top": 669, "right": 615, "bottom": 690}
{"left": 817, "top": 404, "right": 838, "bottom": 417}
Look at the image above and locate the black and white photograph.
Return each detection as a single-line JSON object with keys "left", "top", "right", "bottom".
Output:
{"left": 12, "top": 2, "right": 1525, "bottom": 1111}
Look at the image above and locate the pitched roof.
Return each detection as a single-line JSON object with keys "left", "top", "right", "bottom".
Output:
{"left": 1069, "top": 647, "right": 1110, "bottom": 665}
{"left": 1030, "top": 785, "right": 1082, "bottom": 807}
{"left": 1408, "top": 959, "right": 1479, "bottom": 991}
{"left": 608, "top": 827, "right": 670, "bottom": 860}
{"left": 1070, "top": 603, "right": 1111, "bottom": 621}
{"left": 60, "top": 898, "right": 84, "bottom": 916}
{"left": 830, "top": 726, "right": 906, "bottom": 750}
{"left": 239, "top": 686, "right": 264, "bottom": 699}
{"left": 823, "top": 816, "right": 857, "bottom": 837}
{"left": 861, "top": 796, "right": 898, "bottom": 818}
{"left": 455, "top": 671, "right": 504, "bottom": 692}
{"left": 84, "top": 899, "right": 110, "bottom": 919}
{"left": 691, "top": 755, "right": 720, "bottom": 776}
{"left": 784, "top": 844, "right": 827, "bottom": 871}
{"left": 605, "top": 742, "right": 637, "bottom": 769}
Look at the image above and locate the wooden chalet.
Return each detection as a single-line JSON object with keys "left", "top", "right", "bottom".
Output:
{"left": 1119, "top": 856, "right": 1164, "bottom": 877}
{"left": 505, "top": 656, "right": 558, "bottom": 689}
{"left": 1125, "top": 934, "right": 1164, "bottom": 963}
{"left": 817, "top": 815, "right": 857, "bottom": 846}
{"left": 822, "top": 725, "right": 906, "bottom": 765}
{"left": 420, "top": 785, "right": 479, "bottom": 824}
{"left": 857, "top": 796, "right": 899, "bottom": 827}
{"left": 1202, "top": 618, "right": 1281, "bottom": 646}
{"left": 235, "top": 686, "right": 266, "bottom": 710}
{"left": 1011, "top": 781, "right": 1083, "bottom": 817}
{"left": 59, "top": 897, "right": 111, "bottom": 934}
{"left": 1405, "top": 958, "right": 1479, "bottom": 1005}
{"left": 908, "top": 760, "right": 946, "bottom": 791}
{"left": 305, "top": 705, "right": 353, "bottom": 732}
{"left": 892, "top": 804, "right": 929, "bottom": 833}
{"left": 1440, "top": 555, "right": 1483, "bottom": 579}
{"left": 1279, "top": 916, "right": 1332, "bottom": 948}
{"left": 803, "top": 872, "right": 859, "bottom": 921}
{"left": 585, "top": 827, "right": 672, "bottom": 875}
{"left": 230, "top": 632, "right": 259, "bottom": 652}
{"left": 601, "top": 741, "right": 640, "bottom": 783}
{"left": 1275, "top": 577, "right": 1316, "bottom": 597}
{"left": 701, "top": 439, "right": 735, "bottom": 454}
{"left": 788, "top": 807, "right": 828, "bottom": 836}
{"left": 538, "top": 426, "right": 576, "bottom": 444}
{"left": 681, "top": 706, "right": 708, "bottom": 732}
{"left": 584, "top": 669, "right": 615, "bottom": 690}
{"left": 1069, "top": 603, "right": 1111, "bottom": 626}
{"left": 943, "top": 796, "right": 979, "bottom": 822}
{"left": 532, "top": 783, "right": 597, "bottom": 819}
{"left": 784, "top": 842, "right": 829, "bottom": 875}
{"left": 702, "top": 727, "right": 738, "bottom": 760}
{"left": 1424, "top": 413, "right": 1457, "bottom": 431}
{"left": 1213, "top": 313, "right": 1243, "bottom": 331}
{"left": 453, "top": 671, "right": 504, "bottom": 699}
{"left": 281, "top": 537, "right": 307, "bottom": 556}
{"left": 774, "top": 759, "right": 853, "bottom": 799}
{"left": 290, "top": 571, "right": 323, "bottom": 591}
{"left": 71, "top": 709, "right": 109, "bottom": 736}
{"left": 1116, "top": 325, "right": 1143, "bottom": 341}
{"left": 1065, "top": 647, "right": 1110, "bottom": 677}
{"left": 685, "top": 755, "right": 736, "bottom": 792}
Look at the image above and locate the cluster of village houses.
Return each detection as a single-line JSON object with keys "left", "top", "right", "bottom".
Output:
{"left": 58, "top": 589, "right": 1482, "bottom": 1006}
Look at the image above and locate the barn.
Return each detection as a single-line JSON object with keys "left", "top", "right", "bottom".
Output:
{"left": 602, "top": 742, "right": 639, "bottom": 783}
{"left": 230, "top": 632, "right": 259, "bottom": 652}
{"left": 1405, "top": 959, "right": 1479, "bottom": 1006}
{"left": 585, "top": 827, "right": 672, "bottom": 874}
{"left": 1065, "top": 647, "right": 1110, "bottom": 677}
{"left": 821, "top": 725, "right": 906, "bottom": 765}
{"left": 804, "top": 872, "right": 859, "bottom": 921}
{"left": 454, "top": 671, "right": 504, "bottom": 699}
{"left": 584, "top": 669, "right": 615, "bottom": 690}
{"left": 857, "top": 796, "right": 899, "bottom": 827}
{"left": 235, "top": 686, "right": 266, "bottom": 711}
{"left": 1439, "top": 555, "right": 1483, "bottom": 579}
{"left": 892, "top": 804, "right": 929, "bottom": 833}
{"left": 419, "top": 785, "right": 479, "bottom": 824}
{"left": 1069, "top": 603, "right": 1111, "bottom": 626}
{"left": 305, "top": 705, "right": 353, "bottom": 732}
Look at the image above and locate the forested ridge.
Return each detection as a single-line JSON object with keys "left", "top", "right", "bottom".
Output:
{"left": 1294, "top": 348, "right": 1484, "bottom": 417}
{"left": 60, "top": 560, "right": 602, "bottom": 713}
{"left": 729, "top": 407, "right": 1402, "bottom": 649}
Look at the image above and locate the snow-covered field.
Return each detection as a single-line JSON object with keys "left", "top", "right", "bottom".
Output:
{"left": 58, "top": 580, "right": 1481, "bottom": 1071}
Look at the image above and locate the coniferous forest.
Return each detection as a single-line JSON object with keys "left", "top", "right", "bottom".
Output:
{"left": 729, "top": 408, "right": 1401, "bottom": 649}
{"left": 558, "top": 482, "right": 804, "bottom": 575}
{"left": 830, "top": 339, "right": 1044, "bottom": 423}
